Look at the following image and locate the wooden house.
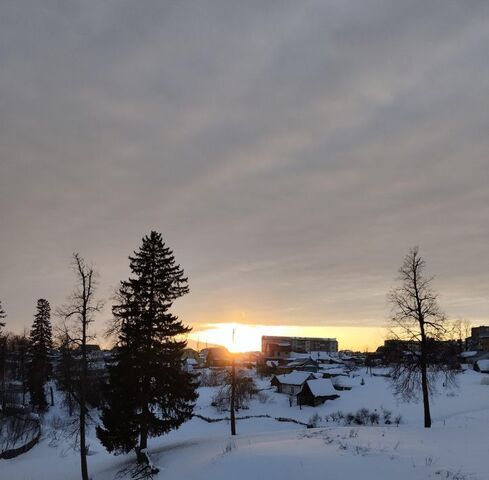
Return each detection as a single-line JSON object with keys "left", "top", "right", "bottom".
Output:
{"left": 271, "top": 371, "right": 316, "bottom": 395}
{"left": 297, "top": 378, "right": 340, "bottom": 407}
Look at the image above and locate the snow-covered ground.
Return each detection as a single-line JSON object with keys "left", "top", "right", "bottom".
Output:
{"left": 2, "top": 368, "right": 489, "bottom": 479}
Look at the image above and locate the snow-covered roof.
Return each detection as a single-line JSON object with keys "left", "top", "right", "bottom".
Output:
{"left": 288, "top": 352, "right": 311, "bottom": 360}
{"left": 476, "top": 359, "right": 489, "bottom": 371}
{"left": 274, "top": 371, "right": 314, "bottom": 386}
{"left": 289, "top": 351, "right": 337, "bottom": 359}
{"left": 460, "top": 351, "right": 478, "bottom": 358}
{"left": 287, "top": 358, "right": 317, "bottom": 367}
{"left": 332, "top": 376, "right": 352, "bottom": 387}
{"left": 321, "top": 363, "right": 345, "bottom": 370}
{"left": 320, "top": 368, "right": 346, "bottom": 376}
{"left": 304, "top": 378, "right": 339, "bottom": 397}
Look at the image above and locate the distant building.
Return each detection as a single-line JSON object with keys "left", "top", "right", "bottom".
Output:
{"left": 466, "top": 326, "right": 489, "bottom": 352}
{"left": 199, "top": 347, "right": 233, "bottom": 367}
{"left": 262, "top": 336, "right": 338, "bottom": 359}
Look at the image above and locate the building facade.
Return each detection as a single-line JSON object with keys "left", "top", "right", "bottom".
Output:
{"left": 262, "top": 335, "right": 338, "bottom": 358}
{"left": 467, "top": 326, "right": 489, "bottom": 351}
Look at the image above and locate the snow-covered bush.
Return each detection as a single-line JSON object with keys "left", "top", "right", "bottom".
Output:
{"left": 308, "top": 413, "right": 322, "bottom": 428}
{"left": 199, "top": 369, "right": 226, "bottom": 387}
{"left": 369, "top": 411, "right": 380, "bottom": 425}
{"left": 328, "top": 407, "right": 400, "bottom": 427}
{"left": 256, "top": 390, "right": 273, "bottom": 404}
{"left": 211, "top": 371, "right": 257, "bottom": 412}
{"left": 329, "top": 410, "right": 344, "bottom": 423}
{"left": 354, "top": 408, "right": 370, "bottom": 425}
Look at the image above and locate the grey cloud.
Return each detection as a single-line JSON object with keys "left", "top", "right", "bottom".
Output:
{"left": 1, "top": 1, "right": 489, "bottom": 338}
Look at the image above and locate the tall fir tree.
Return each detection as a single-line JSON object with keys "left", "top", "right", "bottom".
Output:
{"left": 0, "top": 298, "right": 6, "bottom": 331}
{"left": 97, "top": 231, "right": 198, "bottom": 467}
{"left": 28, "top": 298, "right": 53, "bottom": 411}
{"left": 0, "top": 299, "right": 6, "bottom": 410}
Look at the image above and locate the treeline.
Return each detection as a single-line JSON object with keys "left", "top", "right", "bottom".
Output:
{"left": 0, "top": 231, "right": 199, "bottom": 480}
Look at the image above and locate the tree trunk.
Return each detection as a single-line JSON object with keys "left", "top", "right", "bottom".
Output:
{"left": 419, "top": 329, "right": 432, "bottom": 428}
{"left": 80, "top": 403, "right": 88, "bottom": 480}
{"left": 68, "top": 392, "right": 73, "bottom": 417}
{"left": 80, "top": 309, "right": 89, "bottom": 480}
{"left": 139, "top": 415, "right": 148, "bottom": 462}
{"left": 420, "top": 355, "right": 431, "bottom": 428}
{"left": 230, "top": 358, "right": 236, "bottom": 436}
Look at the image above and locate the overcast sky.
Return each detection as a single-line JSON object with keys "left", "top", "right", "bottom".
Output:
{"left": 1, "top": 1, "right": 489, "bottom": 344}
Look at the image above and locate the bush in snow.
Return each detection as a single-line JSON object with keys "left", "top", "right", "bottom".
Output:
{"left": 328, "top": 410, "right": 345, "bottom": 423}
{"left": 211, "top": 370, "right": 257, "bottom": 412}
{"left": 200, "top": 369, "right": 226, "bottom": 387}
{"left": 354, "top": 408, "right": 370, "bottom": 425}
{"left": 328, "top": 407, "right": 399, "bottom": 427}
{"left": 308, "top": 413, "right": 322, "bottom": 428}
{"left": 381, "top": 407, "right": 392, "bottom": 424}
{"left": 345, "top": 413, "right": 356, "bottom": 425}
{"left": 369, "top": 411, "right": 380, "bottom": 425}
{"left": 256, "top": 390, "right": 273, "bottom": 404}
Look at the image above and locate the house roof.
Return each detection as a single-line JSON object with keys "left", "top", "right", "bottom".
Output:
{"left": 304, "top": 378, "right": 339, "bottom": 397}
{"left": 476, "top": 359, "right": 489, "bottom": 371}
{"left": 460, "top": 351, "right": 478, "bottom": 358}
{"left": 274, "top": 370, "right": 314, "bottom": 386}
{"left": 320, "top": 368, "right": 346, "bottom": 376}
{"left": 286, "top": 358, "right": 318, "bottom": 367}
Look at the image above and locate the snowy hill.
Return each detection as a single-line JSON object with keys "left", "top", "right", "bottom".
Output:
{"left": 2, "top": 368, "right": 489, "bottom": 479}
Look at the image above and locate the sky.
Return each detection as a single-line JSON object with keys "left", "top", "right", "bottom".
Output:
{"left": 1, "top": 1, "right": 489, "bottom": 352}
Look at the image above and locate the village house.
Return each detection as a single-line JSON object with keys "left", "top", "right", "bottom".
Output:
{"left": 297, "top": 378, "right": 340, "bottom": 407}
{"left": 200, "top": 347, "right": 233, "bottom": 367}
{"left": 271, "top": 371, "right": 316, "bottom": 395}
{"left": 283, "top": 357, "right": 319, "bottom": 373}
{"left": 474, "top": 359, "right": 489, "bottom": 373}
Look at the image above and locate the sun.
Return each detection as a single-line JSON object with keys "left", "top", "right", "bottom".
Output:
{"left": 190, "top": 323, "right": 263, "bottom": 353}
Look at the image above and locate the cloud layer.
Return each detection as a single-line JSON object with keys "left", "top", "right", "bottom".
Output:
{"left": 1, "top": 1, "right": 489, "bottom": 337}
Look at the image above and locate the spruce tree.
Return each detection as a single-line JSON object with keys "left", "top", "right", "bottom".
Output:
{"left": 0, "top": 298, "right": 6, "bottom": 331}
{"left": 28, "top": 298, "right": 53, "bottom": 410}
{"left": 97, "top": 231, "right": 198, "bottom": 467}
{"left": 0, "top": 299, "right": 6, "bottom": 410}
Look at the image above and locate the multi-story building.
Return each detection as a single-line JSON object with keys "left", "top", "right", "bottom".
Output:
{"left": 466, "top": 326, "right": 489, "bottom": 351}
{"left": 262, "top": 335, "right": 338, "bottom": 359}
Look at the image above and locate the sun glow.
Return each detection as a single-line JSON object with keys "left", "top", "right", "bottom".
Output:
{"left": 188, "top": 323, "right": 385, "bottom": 353}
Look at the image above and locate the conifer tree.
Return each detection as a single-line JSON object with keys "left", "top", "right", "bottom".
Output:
{"left": 28, "top": 298, "right": 53, "bottom": 410}
{"left": 97, "top": 231, "right": 198, "bottom": 469}
{"left": 0, "top": 299, "right": 6, "bottom": 410}
{"left": 0, "top": 298, "right": 6, "bottom": 331}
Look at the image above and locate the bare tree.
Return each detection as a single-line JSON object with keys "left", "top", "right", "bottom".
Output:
{"left": 211, "top": 367, "right": 257, "bottom": 416}
{"left": 451, "top": 318, "right": 471, "bottom": 348}
{"left": 388, "top": 246, "right": 454, "bottom": 428}
{"left": 57, "top": 254, "right": 103, "bottom": 480}
{"left": 230, "top": 358, "right": 236, "bottom": 436}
